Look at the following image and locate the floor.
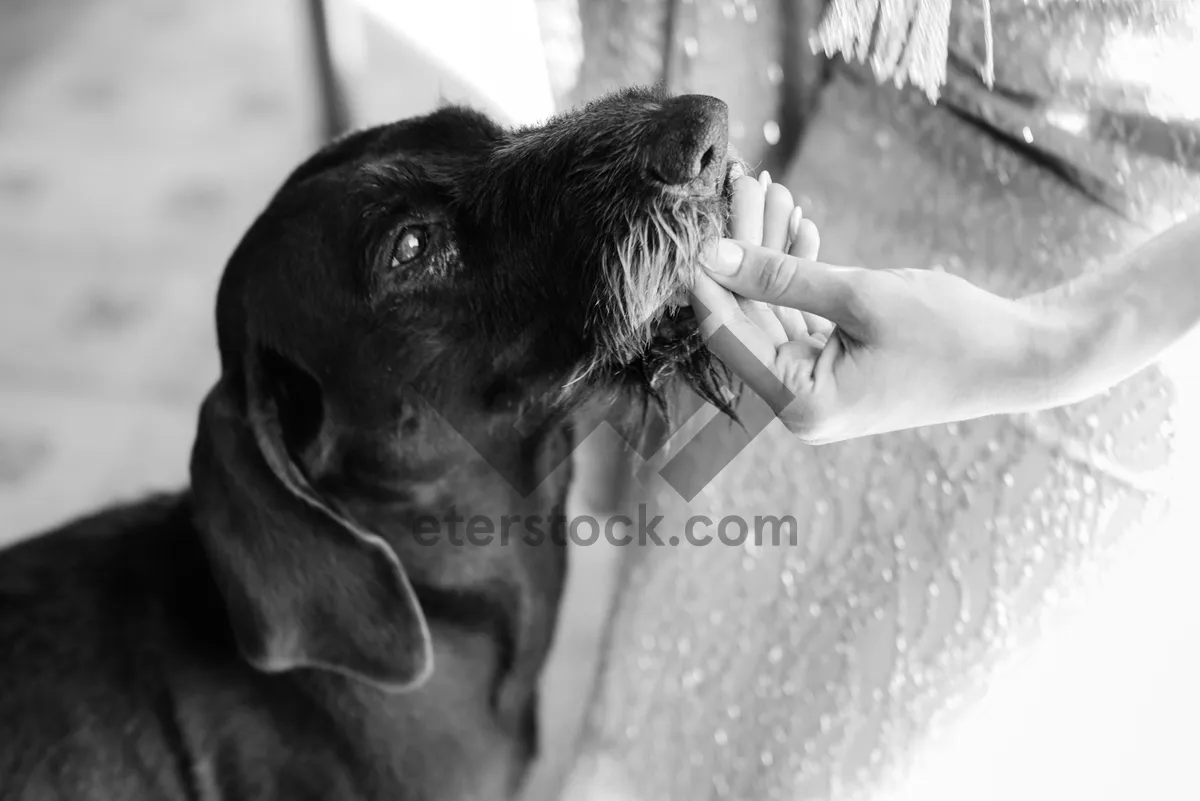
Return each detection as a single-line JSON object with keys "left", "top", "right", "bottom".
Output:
{"left": 0, "top": 3, "right": 615, "bottom": 798}
{"left": 0, "top": 0, "right": 314, "bottom": 541}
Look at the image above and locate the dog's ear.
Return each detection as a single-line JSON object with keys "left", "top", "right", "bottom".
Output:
{"left": 189, "top": 350, "right": 433, "bottom": 692}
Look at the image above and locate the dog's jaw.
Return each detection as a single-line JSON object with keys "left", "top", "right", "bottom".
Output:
{"left": 582, "top": 156, "right": 740, "bottom": 416}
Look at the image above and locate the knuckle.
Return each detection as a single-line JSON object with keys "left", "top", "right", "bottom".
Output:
{"left": 756, "top": 251, "right": 797, "bottom": 302}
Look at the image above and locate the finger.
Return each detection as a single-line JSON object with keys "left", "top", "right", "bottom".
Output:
{"left": 788, "top": 213, "right": 821, "bottom": 261}
{"left": 786, "top": 215, "right": 834, "bottom": 337}
{"left": 740, "top": 186, "right": 791, "bottom": 345}
{"left": 774, "top": 338, "right": 823, "bottom": 395}
{"left": 801, "top": 312, "right": 835, "bottom": 340}
{"left": 728, "top": 174, "right": 781, "bottom": 340}
{"left": 691, "top": 276, "right": 801, "bottom": 413}
{"left": 743, "top": 295, "right": 789, "bottom": 347}
{"left": 762, "top": 183, "right": 796, "bottom": 252}
{"left": 730, "top": 175, "right": 766, "bottom": 245}
{"left": 773, "top": 337, "right": 833, "bottom": 436}
{"left": 771, "top": 207, "right": 815, "bottom": 338}
{"left": 704, "top": 239, "right": 868, "bottom": 333}
{"left": 689, "top": 271, "right": 778, "bottom": 369}
{"left": 691, "top": 274, "right": 795, "bottom": 414}
{"left": 771, "top": 303, "right": 811, "bottom": 341}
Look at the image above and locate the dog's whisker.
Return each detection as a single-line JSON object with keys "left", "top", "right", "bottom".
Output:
{"left": 562, "top": 369, "right": 590, "bottom": 389}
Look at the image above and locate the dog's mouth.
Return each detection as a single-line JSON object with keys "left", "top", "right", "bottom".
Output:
{"left": 586, "top": 156, "right": 741, "bottom": 414}
{"left": 653, "top": 154, "right": 740, "bottom": 306}
{"left": 661, "top": 161, "right": 739, "bottom": 305}
{"left": 605, "top": 154, "right": 737, "bottom": 329}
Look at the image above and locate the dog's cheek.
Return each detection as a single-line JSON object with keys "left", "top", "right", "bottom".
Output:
{"left": 480, "top": 375, "right": 526, "bottom": 414}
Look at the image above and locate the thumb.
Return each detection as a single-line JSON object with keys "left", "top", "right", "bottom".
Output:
{"left": 703, "top": 239, "right": 868, "bottom": 330}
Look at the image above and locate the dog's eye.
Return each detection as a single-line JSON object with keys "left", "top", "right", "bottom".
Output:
{"left": 390, "top": 226, "right": 429, "bottom": 267}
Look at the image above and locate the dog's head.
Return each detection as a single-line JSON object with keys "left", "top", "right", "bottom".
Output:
{"left": 190, "top": 87, "right": 734, "bottom": 695}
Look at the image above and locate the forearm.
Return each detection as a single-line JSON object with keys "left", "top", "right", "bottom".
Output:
{"left": 1015, "top": 214, "right": 1200, "bottom": 411}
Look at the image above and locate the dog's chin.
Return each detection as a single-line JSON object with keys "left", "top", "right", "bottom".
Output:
{"left": 595, "top": 158, "right": 743, "bottom": 418}
{"left": 630, "top": 303, "right": 735, "bottom": 417}
{"left": 576, "top": 157, "right": 744, "bottom": 419}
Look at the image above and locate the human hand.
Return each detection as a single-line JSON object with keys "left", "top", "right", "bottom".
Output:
{"left": 690, "top": 174, "right": 1041, "bottom": 444}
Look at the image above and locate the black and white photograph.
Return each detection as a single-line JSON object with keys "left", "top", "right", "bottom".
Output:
{"left": 1, "top": 1, "right": 1198, "bottom": 799}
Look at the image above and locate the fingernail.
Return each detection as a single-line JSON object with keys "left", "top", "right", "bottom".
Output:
{"left": 759, "top": 171, "right": 772, "bottom": 187}
{"left": 705, "top": 239, "right": 743, "bottom": 275}
{"left": 788, "top": 207, "right": 803, "bottom": 239}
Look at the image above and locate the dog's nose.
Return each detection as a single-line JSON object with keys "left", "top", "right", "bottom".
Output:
{"left": 646, "top": 95, "right": 729, "bottom": 190}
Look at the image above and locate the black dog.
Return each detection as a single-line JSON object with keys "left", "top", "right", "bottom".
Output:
{"left": 0, "top": 87, "right": 733, "bottom": 800}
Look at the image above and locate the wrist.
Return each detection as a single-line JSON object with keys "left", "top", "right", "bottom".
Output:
{"left": 1008, "top": 293, "right": 1102, "bottom": 413}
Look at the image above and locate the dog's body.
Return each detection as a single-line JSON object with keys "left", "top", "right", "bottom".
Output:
{"left": 0, "top": 88, "right": 732, "bottom": 800}
{"left": 0, "top": 489, "right": 563, "bottom": 800}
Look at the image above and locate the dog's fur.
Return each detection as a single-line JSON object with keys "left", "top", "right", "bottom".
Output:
{"left": 0, "top": 87, "right": 733, "bottom": 800}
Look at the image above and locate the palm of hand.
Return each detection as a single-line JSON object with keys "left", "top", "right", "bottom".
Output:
{"left": 693, "top": 176, "right": 1031, "bottom": 443}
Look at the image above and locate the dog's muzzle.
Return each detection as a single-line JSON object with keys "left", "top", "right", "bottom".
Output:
{"left": 644, "top": 95, "right": 730, "bottom": 196}
{"left": 646, "top": 94, "right": 735, "bottom": 311}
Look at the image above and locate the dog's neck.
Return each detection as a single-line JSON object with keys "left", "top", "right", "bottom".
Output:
{"left": 351, "top": 415, "right": 575, "bottom": 739}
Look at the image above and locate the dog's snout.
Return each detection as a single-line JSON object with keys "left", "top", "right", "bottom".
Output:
{"left": 646, "top": 95, "right": 729, "bottom": 190}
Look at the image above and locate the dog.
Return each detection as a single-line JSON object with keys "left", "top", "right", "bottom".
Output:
{"left": 0, "top": 86, "right": 734, "bottom": 800}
